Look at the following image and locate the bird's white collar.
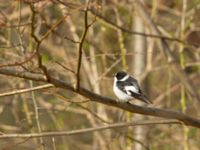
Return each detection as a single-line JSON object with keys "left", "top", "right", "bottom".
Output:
{"left": 120, "top": 74, "right": 129, "bottom": 81}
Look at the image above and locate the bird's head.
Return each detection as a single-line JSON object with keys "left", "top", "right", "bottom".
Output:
{"left": 115, "top": 71, "right": 127, "bottom": 80}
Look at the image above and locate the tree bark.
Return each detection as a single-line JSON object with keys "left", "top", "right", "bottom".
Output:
{"left": 131, "top": 10, "right": 148, "bottom": 150}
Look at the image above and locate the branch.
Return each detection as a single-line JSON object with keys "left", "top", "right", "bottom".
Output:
{"left": 57, "top": 0, "right": 185, "bottom": 44}
{"left": 29, "top": 4, "right": 48, "bottom": 80}
{"left": 40, "top": 15, "right": 69, "bottom": 42}
{"left": 89, "top": 9, "right": 183, "bottom": 43}
{"left": 76, "top": 4, "right": 91, "bottom": 90}
{"left": 0, "top": 84, "right": 53, "bottom": 97}
{"left": 0, "top": 119, "right": 180, "bottom": 139}
{"left": 0, "top": 52, "right": 36, "bottom": 68}
{"left": 0, "top": 68, "right": 200, "bottom": 128}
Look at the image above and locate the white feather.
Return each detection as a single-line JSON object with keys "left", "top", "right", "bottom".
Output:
{"left": 113, "top": 77, "right": 132, "bottom": 102}
{"left": 124, "top": 86, "right": 139, "bottom": 95}
{"left": 119, "top": 74, "right": 129, "bottom": 81}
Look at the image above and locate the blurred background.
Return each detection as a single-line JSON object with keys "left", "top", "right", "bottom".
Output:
{"left": 0, "top": 0, "right": 200, "bottom": 149}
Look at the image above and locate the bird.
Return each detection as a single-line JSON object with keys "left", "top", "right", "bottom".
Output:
{"left": 113, "top": 71, "right": 152, "bottom": 104}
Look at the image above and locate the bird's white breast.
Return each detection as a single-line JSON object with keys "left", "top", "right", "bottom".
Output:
{"left": 113, "top": 77, "right": 132, "bottom": 102}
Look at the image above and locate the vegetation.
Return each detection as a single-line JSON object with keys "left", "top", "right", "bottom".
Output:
{"left": 0, "top": 0, "right": 199, "bottom": 150}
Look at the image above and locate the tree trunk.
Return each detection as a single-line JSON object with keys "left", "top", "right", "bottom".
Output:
{"left": 131, "top": 9, "right": 148, "bottom": 150}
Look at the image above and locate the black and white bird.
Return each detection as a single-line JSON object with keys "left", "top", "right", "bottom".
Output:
{"left": 113, "top": 71, "right": 152, "bottom": 104}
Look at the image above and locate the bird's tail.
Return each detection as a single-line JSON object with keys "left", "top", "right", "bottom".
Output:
{"left": 137, "top": 94, "right": 152, "bottom": 104}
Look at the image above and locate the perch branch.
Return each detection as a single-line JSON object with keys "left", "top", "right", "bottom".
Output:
{"left": 0, "top": 68, "right": 200, "bottom": 128}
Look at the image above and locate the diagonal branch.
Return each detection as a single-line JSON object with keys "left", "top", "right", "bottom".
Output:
{"left": 89, "top": 9, "right": 183, "bottom": 43}
{"left": 0, "top": 68, "right": 200, "bottom": 128}
{"left": 0, "top": 51, "right": 36, "bottom": 68}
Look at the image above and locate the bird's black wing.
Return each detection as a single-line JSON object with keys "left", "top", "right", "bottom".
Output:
{"left": 116, "top": 76, "right": 140, "bottom": 95}
{"left": 125, "top": 76, "right": 141, "bottom": 91}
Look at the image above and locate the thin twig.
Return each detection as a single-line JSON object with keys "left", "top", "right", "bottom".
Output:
{"left": 1, "top": 137, "right": 31, "bottom": 150}
{"left": 96, "top": 58, "right": 121, "bottom": 82}
{"left": 124, "top": 133, "right": 150, "bottom": 150}
{"left": 76, "top": 104, "right": 110, "bottom": 124}
{"left": 0, "top": 119, "right": 180, "bottom": 139}
{"left": 76, "top": 2, "right": 92, "bottom": 90}
{"left": 64, "top": 36, "right": 80, "bottom": 43}
{"left": 29, "top": 3, "right": 47, "bottom": 78}
{"left": 0, "top": 52, "right": 36, "bottom": 68}
{"left": 30, "top": 81, "right": 45, "bottom": 150}
{"left": 40, "top": 14, "right": 69, "bottom": 42}
{"left": 52, "top": 137, "right": 56, "bottom": 150}
{"left": 54, "top": 61, "right": 76, "bottom": 74}
{"left": 0, "top": 84, "right": 53, "bottom": 97}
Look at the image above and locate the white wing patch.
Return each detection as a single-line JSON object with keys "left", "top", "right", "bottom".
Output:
{"left": 125, "top": 86, "right": 139, "bottom": 95}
